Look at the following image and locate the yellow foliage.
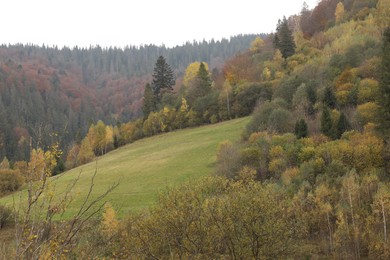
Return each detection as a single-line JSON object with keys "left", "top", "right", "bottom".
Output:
{"left": 357, "top": 102, "right": 380, "bottom": 125}
{"left": 183, "top": 61, "right": 209, "bottom": 87}
{"left": 250, "top": 37, "right": 265, "bottom": 53}
{"left": 358, "top": 78, "right": 380, "bottom": 104}
{"left": 335, "top": 2, "right": 345, "bottom": 24}
{"left": 262, "top": 67, "right": 271, "bottom": 81}
{"left": 281, "top": 167, "right": 299, "bottom": 186}
{"left": 376, "top": 0, "right": 390, "bottom": 32}
{"left": 0, "top": 157, "right": 10, "bottom": 169}
{"left": 269, "top": 145, "right": 285, "bottom": 159}
{"left": 28, "top": 148, "right": 57, "bottom": 180}
{"left": 299, "top": 146, "right": 316, "bottom": 162}
{"left": 101, "top": 203, "right": 119, "bottom": 236}
{"left": 268, "top": 158, "right": 287, "bottom": 176}
{"left": 336, "top": 90, "right": 350, "bottom": 106}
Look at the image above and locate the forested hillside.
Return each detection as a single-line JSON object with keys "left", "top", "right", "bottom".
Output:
{"left": 0, "top": 34, "right": 260, "bottom": 161}
{"left": 1, "top": 0, "right": 390, "bottom": 258}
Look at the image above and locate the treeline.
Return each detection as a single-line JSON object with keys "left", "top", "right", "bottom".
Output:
{"left": 0, "top": 34, "right": 261, "bottom": 162}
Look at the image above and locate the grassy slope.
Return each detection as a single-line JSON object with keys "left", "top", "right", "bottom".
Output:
{"left": 1, "top": 117, "right": 249, "bottom": 218}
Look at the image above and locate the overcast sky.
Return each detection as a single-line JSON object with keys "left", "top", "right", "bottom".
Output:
{"left": 1, "top": 0, "right": 319, "bottom": 48}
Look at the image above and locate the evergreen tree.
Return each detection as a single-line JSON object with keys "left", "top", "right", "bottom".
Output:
{"left": 377, "top": 27, "right": 390, "bottom": 138}
{"left": 142, "top": 83, "right": 156, "bottom": 118}
{"left": 294, "top": 119, "right": 308, "bottom": 139}
{"left": 152, "top": 56, "right": 175, "bottom": 102}
{"left": 335, "top": 112, "right": 350, "bottom": 139}
{"left": 306, "top": 81, "right": 317, "bottom": 116}
{"left": 321, "top": 107, "right": 332, "bottom": 137}
{"left": 195, "top": 62, "right": 212, "bottom": 97}
{"left": 323, "top": 86, "right": 337, "bottom": 109}
{"left": 274, "top": 17, "right": 296, "bottom": 59}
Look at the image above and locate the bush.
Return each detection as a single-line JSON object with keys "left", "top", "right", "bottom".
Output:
{"left": 0, "top": 205, "right": 13, "bottom": 229}
{"left": 0, "top": 169, "right": 23, "bottom": 195}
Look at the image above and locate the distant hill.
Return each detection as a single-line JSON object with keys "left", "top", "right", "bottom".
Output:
{"left": 0, "top": 35, "right": 262, "bottom": 161}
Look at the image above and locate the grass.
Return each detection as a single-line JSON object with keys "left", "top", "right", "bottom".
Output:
{"left": 0, "top": 117, "right": 249, "bottom": 219}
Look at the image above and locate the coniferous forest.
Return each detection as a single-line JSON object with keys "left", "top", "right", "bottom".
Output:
{"left": 1, "top": 0, "right": 390, "bottom": 258}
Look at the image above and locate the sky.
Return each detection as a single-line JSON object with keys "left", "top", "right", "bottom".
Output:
{"left": 1, "top": 0, "right": 319, "bottom": 48}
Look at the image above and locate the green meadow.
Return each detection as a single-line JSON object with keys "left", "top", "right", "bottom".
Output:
{"left": 1, "top": 117, "right": 249, "bottom": 219}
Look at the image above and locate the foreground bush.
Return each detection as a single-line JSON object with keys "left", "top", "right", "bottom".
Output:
{"left": 111, "top": 177, "right": 302, "bottom": 259}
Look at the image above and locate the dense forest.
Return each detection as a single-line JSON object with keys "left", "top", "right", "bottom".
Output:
{"left": 1, "top": 0, "right": 390, "bottom": 258}
{"left": 0, "top": 34, "right": 261, "bottom": 161}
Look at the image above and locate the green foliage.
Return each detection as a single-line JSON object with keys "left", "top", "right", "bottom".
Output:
{"left": 323, "top": 86, "right": 338, "bottom": 109}
{"left": 142, "top": 83, "right": 156, "bottom": 118}
{"left": 335, "top": 112, "right": 351, "bottom": 139}
{"left": 321, "top": 107, "right": 333, "bottom": 138}
{"left": 295, "top": 119, "right": 308, "bottom": 139}
{"left": 117, "top": 177, "right": 301, "bottom": 259}
{"left": 215, "top": 141, "right": 241, "bottom": 179}
{"left": 377, "top": 27, "right": 390, "bottom": 137}
{"left": 274, "top": 76, "right": 304, "bottom": 105}
{"left": 152, "top": 56, "right": 175, "bottom": 102}
{"left": 274, "top": 17, "right": 296, "bottom": 59}
{"left": 0, "top": 205, "right": 13, "bottom": 229}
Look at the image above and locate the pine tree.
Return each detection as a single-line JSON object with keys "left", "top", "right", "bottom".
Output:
{"left": 377, "top": 27, "right": 390, "bottom": 138}
{"left": 152, "top": 56, "right": 175, "bottom": 102}
{"left": 321, "top": 107, "right": 333, "bottom": 137}
{"left": 195, "top": 62, "right": 212, "bottom": 97}
{"left": 323, "top": 86, "right": 337, "bottom": 109}
{"left": 294, "top": 119, "right": 308, "bottom": 139}
{"left": 335, "top": 112, "right": 350, "bottom": 139}
{"left": 274, "top": 17, "right": 296, "bottom": 59}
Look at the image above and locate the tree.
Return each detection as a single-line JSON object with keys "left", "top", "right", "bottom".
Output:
{"left": 323, "top": 86, "right": 337, "bottom": 109}
{"left": 250, "top": 36, "right": 265, "bottom": 53}
{"left": 183, "top": 62, "right": 209, "bottom": 87}
{"left": 295, "top": 119, "right": 308, "bottom": 139}
{"left": 274, "top": 17, "right": 296, "bottom": 59}
{"left": 78, "top": 137, "right": 94, "bottom": 165}
{"left": 152, "top": 56, "right": 175, "bottom": 102}
{"left": 377, "top": 27, "right": 390, "bottom": 138}
{"left": 376, "top": 0, "right": 390, "bottom": 33}
{"left": 142, "top": 83, "right": 156, "bottom": 118}
{"left": 336, "top": 112, "right": 350, "bottom": 139}
{"left": 321, "top": 107, "right": 333, "bottom": 137}
{"left": 335, "top": 2, "right": 345, "bottom": 24}
{"left": 186, "top": 62, "right": 212, "bottom": 106}
{"left": 0, "top": 157, "right": 10, "bottom": 169}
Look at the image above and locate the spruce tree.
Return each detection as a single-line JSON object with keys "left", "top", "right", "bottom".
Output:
{"left": 294, "top": 119, "right": 308, "bottom": 139}
{"left": 335, "top": 112, "right": 350, "bottom": 139}
{"left": 323, "top": 86, "right": 337, "bottom": 109}
{"left": 321, "top": 107, "right": 332, "bottom": 137}
{"left": 377, "top": 27, "right": 390, "bottom": 138}
{"left": 274, "top": 17, "right": 296, "bottom": 59}
{"left": 152, "top": 56, "right": 175, "bottom": 102}
{"left": 195, "top": 62, "right": 212, "bottom": 97}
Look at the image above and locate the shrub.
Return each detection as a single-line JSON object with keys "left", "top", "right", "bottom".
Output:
{"left": 0, "top": 205, "right": 13, "bottom": 229}
{"left": 0, "top": 169, "right": 23, "bottom": 195}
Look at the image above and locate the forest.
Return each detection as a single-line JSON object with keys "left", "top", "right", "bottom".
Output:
{"left": 0, "top": 34, "right": 260, "bottom": 162}
{"left": 0, "top": 0, "right": 390, "bottom": 258}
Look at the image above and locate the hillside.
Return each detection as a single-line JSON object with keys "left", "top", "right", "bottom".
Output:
{"left": 0, "top": 35, "right": 260, "bottom": 161}
{"left": 1, "top": 0, "right": 390, "bottom": 258}
{"left": 0, "top": 117, "right": 249, "bottom": 218}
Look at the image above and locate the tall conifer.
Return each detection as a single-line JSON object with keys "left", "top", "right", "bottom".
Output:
{"left": 152, "top": 56, "right": 175, "bottom": 102}
{"left": 378, "top": 27, "right": 390, "bottom": 138}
